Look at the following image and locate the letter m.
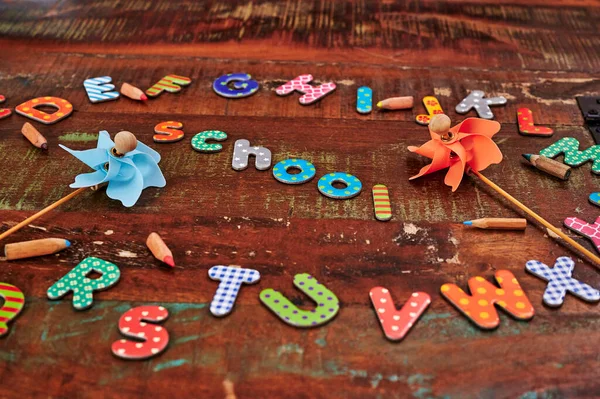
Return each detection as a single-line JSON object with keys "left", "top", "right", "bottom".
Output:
{"left": 539, "top": 137, "right": 600, "bottom": 174}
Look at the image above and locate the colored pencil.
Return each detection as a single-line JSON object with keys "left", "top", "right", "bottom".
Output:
{"left": 4, "top": 238, "right": 70, "bottom": 260}
{"left": 377, "top": 96, "right": 414, "bottom": 110}
{"left": 146, "top": 232, "right": 174, "bottom": 267}
{"left": 522, "top": 154, "right": 571, "bottom": 180}
{"left": 223, "top": 379, "right": 237, "bottom": 399}
{"left": 463, "top": 218, "right": 527, "bottom": 230}
{"left": 21, "top": 122, "right": 48, "bottom": 150}
{"left": 120, "top": 82, "right": 148, "bottom": 101}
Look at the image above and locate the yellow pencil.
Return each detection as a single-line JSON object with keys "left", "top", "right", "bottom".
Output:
{"left": 4, "top": 238, "right": 70, "bottom": 260}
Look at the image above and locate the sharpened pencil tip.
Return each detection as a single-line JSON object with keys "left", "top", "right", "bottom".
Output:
{"left": 140, "top": 94, "right": 148, "bottom": 101}
{"left": 463, "top": 221, "right": 472, "bottom": 226}
{"left": 522, "top": 154, "right": 532, "bottom": 162}
{"left": 41, "top": 143, "right": 48, "bottom": 151}
{"left": 163, "top": 256, "right": 175, "bottom": 267}
{"left": 65, "top": 240, "right": 71, "bottom": 247}
{"left": 376, "top": 101, "right": 382, "bottom": 108}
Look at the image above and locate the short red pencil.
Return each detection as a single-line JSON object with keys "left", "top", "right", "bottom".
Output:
{"left": 146, "top": 232, "right": 175, "bottom": 267}
{"left": 121, "top": 82, "right": 148, "bottom": 101}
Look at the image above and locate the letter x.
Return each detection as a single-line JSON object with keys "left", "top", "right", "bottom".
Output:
{"left": 525, "top": 256, "right": 600, "bottom": 307}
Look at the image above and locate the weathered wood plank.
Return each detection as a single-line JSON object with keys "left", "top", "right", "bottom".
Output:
{"left": 0, "top": 52, "right": 597, "bottom": 127}
{"left": 0, "top": 299, "right": 598, "bottom": 398}
{"left": 1, "top": 0, "right": 600, "bottom": 397}
{"left": 1, "top": 0, "right": 600, "bottom": 72}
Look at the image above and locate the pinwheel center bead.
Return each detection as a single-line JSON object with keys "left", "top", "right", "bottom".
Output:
{"left": 429, "top": 114, "right": 452, "bottom": 141}
{"left": 441, "top": 131, "right": 456, "bottom": 143}
{"left": 112, "top": 131, "right": 138, "bottom": 156}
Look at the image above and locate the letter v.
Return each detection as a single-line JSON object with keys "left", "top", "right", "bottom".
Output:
{"left": 369, "top": 287, "right": 430, "bottom": 341}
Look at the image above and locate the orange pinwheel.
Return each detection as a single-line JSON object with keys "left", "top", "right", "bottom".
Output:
{"left": 408, "top": 115, "right": 502, "bottom": 191}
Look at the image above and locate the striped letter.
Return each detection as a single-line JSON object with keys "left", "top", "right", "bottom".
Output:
{"left": 440, "top": 270, "right": 534, "bottom": 329}
{"left": 372, "top": 184, "right": 392, "bottom": 221}
{"left": 540, "top": 137, "right": 600, "bottom": 174}
{"left": 83, "top": 76, "right": 120, "bottom": 103}
{"left": 47, "top": 257, "right": 120, "bottom": 310}
{"left": 0, "top": 283, "right": 25, "bottom": 337}
{"left": 275, "top": 74, "right": 336, "bottom": 105}
{"left": 111, "top": 306, "right": 169, "bottom": 360}
{"left": 146, "top": 74, "right": 191, "bottom": 98}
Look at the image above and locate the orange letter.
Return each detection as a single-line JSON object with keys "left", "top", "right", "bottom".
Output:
{"left": 16, "top": 96, "right": 73, "bottom": 124}
{"left": 440, "top": 270, "right": 534, "bottom": 329}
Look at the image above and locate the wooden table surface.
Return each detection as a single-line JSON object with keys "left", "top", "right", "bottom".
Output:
{"left": 1, "top": 1, "right": 600, "bottom": 398}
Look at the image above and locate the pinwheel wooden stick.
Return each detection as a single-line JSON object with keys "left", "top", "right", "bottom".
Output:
{"left": 424, "top": 114, "right": 600, "bottom": 266}
{"left": 0, "top": 187, "right": 89, "bottom": 241}
{"left": 470, "top": 170, "right": 600, "bottom": 265}
{"left": 0, "top": 131, "right": 153, "bottom": 242}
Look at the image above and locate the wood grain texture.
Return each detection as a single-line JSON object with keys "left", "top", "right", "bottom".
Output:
{"left": 1, "top": 1, "right": 600, "bottom": 398}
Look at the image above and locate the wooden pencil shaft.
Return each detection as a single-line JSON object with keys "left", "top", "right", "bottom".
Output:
{"left": 471, "top": 170, "right": 600, "bottom": 266}
{"left": 120, "top": 83, "right": 146, "bottom": 100}
{"left": 5, "top": 238, "right": 69, "bottom": 260}
{"left": 21, "top": 122, "right": 47, "bottom": 150}
{"left": 529, "top": 155, "right": 571, "bottom": 180}
{"left": 0, "top": 187, "right": 88, "bottom": 241}
{"left": 471, "top": 218, "right": 527, "bottom": 230}
{"left": 379, "top": 96, "right": 414, "bottom": 110}
{"left": 146, "top": 232, "right": 173, "bottom": 265}
{"left": 223, "top": 380, "right": 236, "bottom": 399}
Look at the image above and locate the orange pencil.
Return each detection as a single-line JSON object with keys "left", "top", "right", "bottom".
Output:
{"left": 21, "top": 122, "right": 48, "bottom": 150}
{"left": 146, "top": 232, "right": 174, "bottom": 267}
{"left": 377, "top": 96, "right": 414, "bottom": 110}
{"left": 120, "top": 83, "right": 148, "bottom": 101}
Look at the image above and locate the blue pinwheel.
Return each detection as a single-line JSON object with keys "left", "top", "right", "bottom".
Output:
{"left": 0, "top": 130, "right": 167, "bottom": 241}
{"left": 59, "top": 130, "right": 166, "bottom": 207}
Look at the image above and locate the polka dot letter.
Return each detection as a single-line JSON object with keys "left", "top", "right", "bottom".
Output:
{"left": 259, "top": 273, "right": 339, "bottom": 328}
{"left": 369, "top": 287, "right": 430, "bottom": 341}
{"left": 440, "top": 270, "right": 534, "bottom": 330}
{"left": 539, "top": 137, "right": 600, "bottom": 174}
{"left": 47, "top": 257, "right": 121, "bottom": 310}
{"left": 16, "top": 96, "right": 73, "bottom": 125}
{"left": 111, "top": 305, "right": 169, "bottom": 360}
